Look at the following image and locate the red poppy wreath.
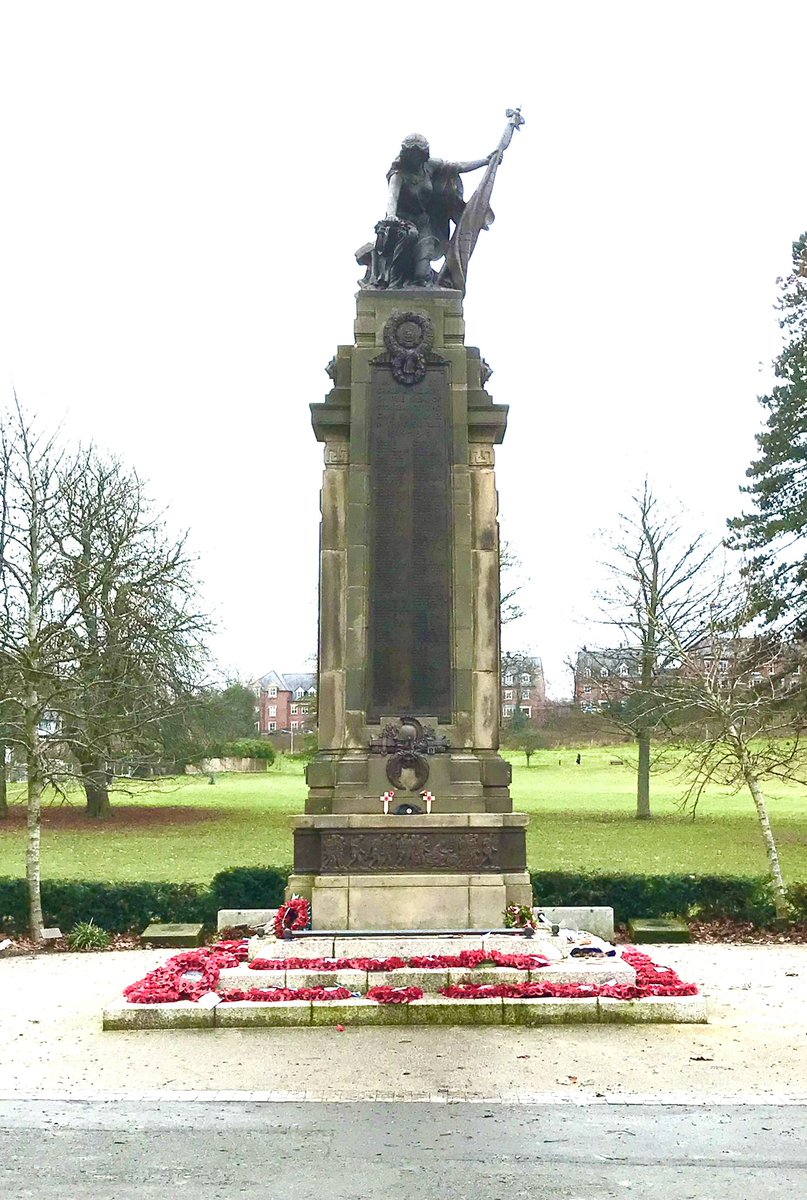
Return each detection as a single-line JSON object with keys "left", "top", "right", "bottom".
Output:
{"left": 274, "top": 895, "right": 311, "bottom": 938}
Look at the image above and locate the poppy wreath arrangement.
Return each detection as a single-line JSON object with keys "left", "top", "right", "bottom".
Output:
{"left": 123, "top": 942, "right": 698, "bottom": 1005}
{"left": 250, "top": 948, "right": 553, "bottom": 972}
{"left": 273, "top": 895, "right": 311, "bottom": 938}
{"left": 438, "top": 949, "right": 699, "bottom": 1001}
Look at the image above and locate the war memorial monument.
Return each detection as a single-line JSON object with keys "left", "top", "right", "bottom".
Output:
{"left": 104, "top": 110, "right": 706, "bottom": 1027}
{"left": 284, "top": 110, "right": 533, "bottom": 931}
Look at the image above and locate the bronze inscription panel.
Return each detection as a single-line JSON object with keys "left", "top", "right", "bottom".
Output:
{"left": 367, "top": 364, "right": 452, "bottom": 722}
{"left": 293, "top": 828, "right": 527, "bottom": 875}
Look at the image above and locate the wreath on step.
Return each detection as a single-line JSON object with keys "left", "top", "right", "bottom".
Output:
{"left": 274, "top": 895, "right": 311, "bottom": 939}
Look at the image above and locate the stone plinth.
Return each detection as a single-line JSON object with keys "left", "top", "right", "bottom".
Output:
{"left": 296, "top": 287, "right": 527, "bottom": 929}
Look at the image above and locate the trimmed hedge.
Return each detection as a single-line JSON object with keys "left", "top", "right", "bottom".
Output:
{"left": 210, "top": 865, "right": 289, "bottom": 911}
{"left": 531, "top": 871, "right": 807, "bottom": 926}
{"left": 1, "top": 868, "right": 805, "bottom": 935}
{"left": 0, "top": 866, "right": 289, "bottom": 935}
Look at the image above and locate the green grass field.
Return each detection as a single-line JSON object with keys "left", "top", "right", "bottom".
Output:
{"left": 0, "top": 747, "right": 805, "bottom": 883}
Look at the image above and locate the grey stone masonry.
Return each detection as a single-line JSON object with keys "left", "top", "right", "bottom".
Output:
{"left": 294, "top": 288, "right": 531, "bottom": 927}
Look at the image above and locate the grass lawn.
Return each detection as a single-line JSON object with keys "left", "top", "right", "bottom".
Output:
{"left": 0, "top": 747, "right": 805, "bottom": 883}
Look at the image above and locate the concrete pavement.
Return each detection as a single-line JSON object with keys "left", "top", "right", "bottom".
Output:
{"left": 0, "top": 943, "right": 805, "bottom": 1101}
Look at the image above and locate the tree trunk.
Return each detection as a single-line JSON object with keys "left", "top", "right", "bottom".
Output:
{"left": 0, "top": 742, "right": 8, "bottom": 818}
{"left": 26, "top": 754, "right": 44, "bottom": 944}
{"left": 83, "top": 759, "right": 111, "bottom": 819}
{"left": 745, "top": 767, "right": 790, "bottom": 923}
{"left": 636, "top": 728, "right": 652, "bottom": 820}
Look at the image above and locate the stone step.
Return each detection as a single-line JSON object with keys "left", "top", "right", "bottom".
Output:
{"left": 247, "top": 931, "right": 562, "bottom": 962}
{"left": 218, "top": 958, "right": 635, "bottom": 993}
{"left": 103, "top": 991, "right": 707, "bottom": 1030}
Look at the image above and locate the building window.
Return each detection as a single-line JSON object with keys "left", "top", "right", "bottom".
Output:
{"left": 268, "top": 722, "right": 276, "bottom": 732}
{"left": 584, "top": 666, "right": 592, "bottom": 677}
{"left": 268, "top": 685, "right": 277, "bottom": 698}
{"left": 619, "top": 663, "right": 629, "bottom": 676}
{"left": 504, "top": 674, "right": 514, "bottom": 685}
{"left": 719, "top": 660, "right": 729, "bottom": 672}
{"left": 583, "top": 686, "right": 592, "bottom": 694}
{"left": 504, "top": 690, "right": 514, "bottom": 700}
{"left": 600, "top": 667, "right": 609, "bottom": 678}
{"left": 268, "top": 705, "right": 276, "bottom": 717}
{"left": 503, "top": 705, "right": 514, "bottom": 716}
{"left": 521, "top": 690, "right": 530, "bottom": 700}
{"left": 296, "top": 687, "right": 304, "bottom": 698}
{"left": 291, "top": 722, "right": 298, "bottom": 730}
{"left": 520, "top": 706, "right": 532, "bottom": 717}
{"left": 291, "top": 705, "right": 298, "bottom": 715}
{"left": 520, "top": 673, "right": 531, "bottom": 684}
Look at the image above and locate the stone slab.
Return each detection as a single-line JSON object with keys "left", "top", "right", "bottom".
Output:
{"left": 310, "top": 998, "right": 409, "bottom": 1026}
{"left": 447, "top": 967, "right": 527, "bottom": 987}
{"left": 369, "top": 967, "right": 450, "bottom": 991}
{"left": 407, "top": 997, "right": 503, "bottom": 1026}
{"left": 218, "top": 966, "right": 287, "bottom": 990}
{"left": 533, "top": 961, "right": 636, "bottom": 986}
{"left": 628, "top": 918, "right": 691, "bottom": 943}
{"left": 285, "top": 968, "right": 367, "bottom": 992}
{"left": 140, "top": 923, "right": 205, "bottom": 948}
{"left": 332, "top": 936, "right": 485, "bottom": 958}
{"left": 215, "top": 1000, "right": 312, "bottom": 1027}
{"left": 502, "top": 997, "right": 600, "bottom": 1025}
{"left": 598, "top": 994, "right": 707, "bottom": 1023}
{"left": 248, "top": 936, "right": 335, "bottom": 961}
{"left": 102, "top": 1000, "right": 215, "bottom": 1030}
{"left": 217, "top": 909, "right": 276, "bottom": 932}
{"left": 538, "top": 906, "right": 615, "bottom": 941}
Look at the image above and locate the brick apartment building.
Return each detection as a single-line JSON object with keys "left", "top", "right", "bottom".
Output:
{"left": 253, "top": 670, "right": 317, "bottom": 736}
{"left": 573, "top": 641, "right": 803, "bottom": 711}
{"left": 501, "top": 653, "right": 547, "bottom": 724}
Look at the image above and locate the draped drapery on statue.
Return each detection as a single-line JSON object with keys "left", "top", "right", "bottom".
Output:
{"left": 356, "top": 108, "right": 525, "bottom": 295}
{"left": 439, "top": 107, "right": 525, "bottom": 292}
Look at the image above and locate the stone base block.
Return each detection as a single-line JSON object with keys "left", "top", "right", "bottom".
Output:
{"left": 104, "top": 991, "right": 707, "bottom": 1029}
{"left": 598, "top": 994, "right": 707, "bottom": 1023}
{"left": 628, "top": 918, "right": 691, "bottom": 943}
{"left": 285, "top": 968, "right": 367, "bottom": 992}
{"left": 102, "top": 999, "right": 215, "bottom": 1030}
{"left": 538, "top": 906, "right": 615, "bottom": 941}
{"left": 216, "top": 1000, "right": 312, "bottom": 1027}
{"left": 140, "top": 923, "right": 205, "bottom": 948}
{"left": 310, "top": 873, "right": 520, "bottom": 930}
{"left": 535, "top": 961, "right": 635, "bottom": 986}
{"left": 248, "top": 936, "right": 335, "bottom": 961}
{"left": 310, "top": 998, "right": 409, "bottom": 1026}
{"left": 502, "top": 997, "right": 600, "bottom": 1025}
{"left": 217, "top": 909, "right": 276, "bottom": 932}
{"left": 407, "top": 997, "right": 503, "bottom": 1025}
{"left": 369, "top": 967, "right": 450, "bottom": 990}
{"left": 447, "top": 967, "right": 526, "bottom": 987}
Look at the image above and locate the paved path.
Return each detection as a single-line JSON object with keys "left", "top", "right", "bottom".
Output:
{"left": 1, "top": 1099, "right": 805, "bottom": 1198}
{"left": 1, "top": 943, "right": 805, "bottom": 1101}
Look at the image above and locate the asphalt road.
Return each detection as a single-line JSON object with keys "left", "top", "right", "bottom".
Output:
{"left": 1, "top": 1100, "right": 805, "bottom": 1199}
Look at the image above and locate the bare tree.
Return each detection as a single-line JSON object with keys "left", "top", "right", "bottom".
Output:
{"left": 593, "top": 481, "right": 719, "bottom": 819}
{"left": 55, "top": 448, "right": 210, "bottom": 816}
{"left": 649, "top": 589, "right": 801, "bottom": 924}
{"left": 500, "top": 538, "right": 526, "bottom": 626}
{"left": 0, "top": 401, "right": 72, "bottom": 941}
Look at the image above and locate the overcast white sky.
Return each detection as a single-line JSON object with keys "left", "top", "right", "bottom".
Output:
{"left": 1, "top": 2, "right": 805, "bottom": 698}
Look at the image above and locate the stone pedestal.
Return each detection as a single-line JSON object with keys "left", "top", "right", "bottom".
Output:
{"left": 292, "top": 287, "right": 531, "bottom": 928}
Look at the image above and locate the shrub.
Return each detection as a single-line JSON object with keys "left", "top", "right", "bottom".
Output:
{"left": 0, "top": 878, "right": 217, "bottom": 936}
{"left": 210, "top": 865, "right": 289, "bottom": 910}
{"left": 211, "top": 739, "right": 275, "bottom": 763}
{"left": 68, "top": 919, "right": 111, "bottom": 951}
{"left": 530, "top": 871, "right": 788, "bottom": 925}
